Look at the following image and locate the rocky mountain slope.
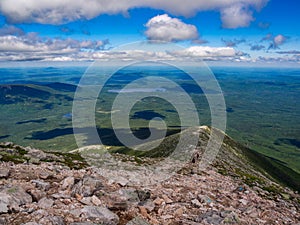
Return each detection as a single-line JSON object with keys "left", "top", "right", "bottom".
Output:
{"left": 0, "top": 127, "right": 299, "bottom": 225}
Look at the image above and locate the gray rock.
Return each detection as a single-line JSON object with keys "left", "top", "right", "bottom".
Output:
{"left": 81, "top": 206, "right": 119, "bottom": 225}
{"left": 118, "top": 188, "right": 140, "bottom": 203}
{"left": 198, "top": 194, "right": 212, "bottom": 204}
{"left": 191, "top": 198, "right": 201, "bottom": 207}
{"left": 91, "top": 195, "right": 102, "bottom": 206}
{"left": 0, "top": 186, "right": 32, "bottom": 213}
{"left": 0, "top": 168, "right": 10, "bottom": 179}
{"left": 72, "top": 176, "right": 103, "bottom": 197}
{"left": 21, "top": 223, "right": 41, "bottom": 225}
{"left": 107, "top": 196, "right": 128, "bottom": 210}
{"left": 139, "top": 199, "right": 155, "bottom": 212}
{"left": 223, "top": 211, "right": 239, "bottom": 224}
{"left": 46, "top": 216, "right": 65, "bottom": 225}
{"left": 197, "top": 210, "right": 223, "bottom": 225}
{"left": 206, "top": 214, "right": 223, "bottom": 225}
{"left": 41, "top": 216, "right": 64, "bottom": 225}
{"left": 38, "top": 197, "right": 54, "bottom": 209}
{"left": 61, "top": 176, "right": 75, "bottom": 190}
{"left": 39, "top": 171, "right": 51, "bottom": 180}
{"left": 0, "top": 193, "right": 10, "bottom": 213}
{"left": 126, "top": 216, "right": 150, "bottom": 225}
{"left": 2, "top": 186, "right": 32, "bottom": 205}
{"left": 79, "top": 197, "right": 93, "bottom": 205}
{"left": 69, "top": 208, "right": 82, "bottom": 216}
{"left": 70, "top": 223, "right": 95, "bottom": 225}
{"left": 26, "top": 149, "right": 47, "bottom": 160}
{"left": 107, "top": 193, "right": 128, "bottom": 210}
{"left": 51, "top": 191, "right": 71, "bottom": 199}
{"left": 31, "top": 209, "right": 49, "bottom": 217}
{"left": 21, "top": 207, "right": 35, "bottom": 213}
{"left": 31, "top": 180, "right": 51, "bottom": 191}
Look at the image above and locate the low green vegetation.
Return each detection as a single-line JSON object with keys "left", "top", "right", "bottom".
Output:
{"left": 0, "top": 142, "right": 88, "bottom": 169}
{"left": 0, "top": 66, "right": 299, "bottom": 190}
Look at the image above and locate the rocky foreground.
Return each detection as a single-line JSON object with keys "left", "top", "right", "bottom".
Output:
{"left": 0, "top": 142, "right": 300, "bottom": 225}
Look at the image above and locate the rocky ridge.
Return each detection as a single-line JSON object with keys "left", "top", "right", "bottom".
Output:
{"left": 0, "top": 136, "right": 300, "bottom": 224}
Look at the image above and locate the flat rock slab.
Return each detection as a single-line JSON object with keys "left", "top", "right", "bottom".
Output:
{"left": 0, "top": 186, "right": 32, "bottom": 213}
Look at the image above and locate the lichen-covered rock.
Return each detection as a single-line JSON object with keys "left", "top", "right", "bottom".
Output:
{"left": 0, "top": 186, "right": 32, "bottom": 213}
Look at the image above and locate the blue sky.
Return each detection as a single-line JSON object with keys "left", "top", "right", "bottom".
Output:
{"left": 0, "top": 0, "right": 299, "bottom": 65}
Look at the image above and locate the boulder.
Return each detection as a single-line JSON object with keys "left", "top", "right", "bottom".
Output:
{"left": 0, "top": 186, "right": 32, "bottom": 213}
{"left": 72, "top": 176, "right": 103, "bottom": 197}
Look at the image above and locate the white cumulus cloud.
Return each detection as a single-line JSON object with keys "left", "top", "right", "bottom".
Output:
{"left": 0, "top": 0, "right": 268, "bottom": 28}
{"left": 145, "top": 14, "right": 199, "bottom": 42}
{"left": 0, "top": 33, "right": 109, "bottom": 61}
{"left": 220, "top": 4, "right": 254, "bottom": 28}
{"left": 0, "top": 31, "right": 247, "bottom": 62}
{"left": 171, "top": 46, "right": 238, "bottom": 58}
